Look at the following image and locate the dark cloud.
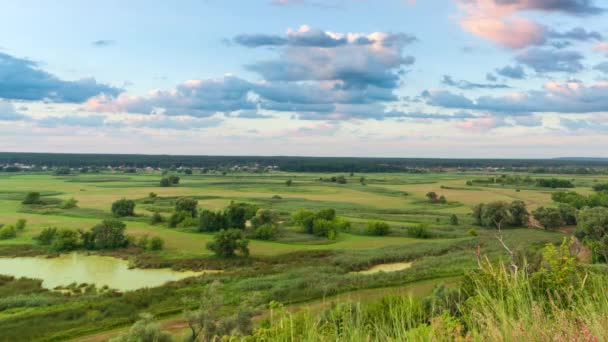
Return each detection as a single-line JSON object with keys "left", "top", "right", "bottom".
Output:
{"left": 493, "top": 0, "right": 604, "bottom": 15}
{"left": 515, "top": 48, "right": 584, "bottom": 73}
{"left": 546, "top": 27, "right": 602, "bottom": 42}
{"left": 486, "top": 73, "right": 498, "bottom": 82}
{"left": 0, "top": 52, "right": 121, "bottom": 102}
{"left": 495, "top": 65, "right": 527, "bottom": 79}
{"left": 441, "top": 75, "right": 510, "bottom": 90}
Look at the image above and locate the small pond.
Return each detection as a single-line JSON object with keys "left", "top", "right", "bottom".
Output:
{"left": 0, "top": 253, "right": 216, "bottom": 291}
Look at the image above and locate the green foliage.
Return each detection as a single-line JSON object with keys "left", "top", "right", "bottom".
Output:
{"left": 136, "top": 234, "right": 164, "bottom": 251}
{"left": 250, "top": 209, "right": 278, "bottom": 229}
{"left": 108, "top": 313, "right": 172, "bottom": 342}
{"left": 83, "top": 219, "right": 129, "bottom": 250}
{"left": 206, "top": 229, "right": 250, "bottom": 258}
{"left": 225, "top": 202, "right": 258, "bottom": 229}
{"left": 557, "top": 204, "right": 577, "bottom": 225}
{"left": 168, "top": 211, "right": 194, "bottom": 228}
{"left": 59, "top": 197, "right": 79, "bottom": 209}
{"left": 592, "top": 183, "right": 608, "bottom": 192}
{"left": 367, "top": 221, "right": 390, "bottom": 236}
{"left": 0, "top": 225, "right": 16, "bottom": 240}
{"left": 532, "top": 207, "right": 564, "bottom": 230}
{"left": 576, "top": 207, "right": 608, "bottom": 262}
{"left": 426, "top": 192, "right": 447, "bottom": 204}
{"left": 291, "top": 208, "right": 344, "bottom": 239}
{"left": 159, "top": 177, "right": 171, "bottom": 187}
{"left": 111, "top": 198, "right": 135, "bottom": 217}
{"left": 407, "top": 224, "right": 432, "bottom": 239}
{"left": 285, "top": 179, "right": 292, "bottom": 186}
{"left": 22, "top": 192, "right": 41, "bottom": 204}
{"left": 15, "top": 219, "right": 26, "bottom": 231}
{"left": 552, "top": 190, "right": 608, "bottom": 209}
{"left": 50, "top": 229, "right": 80, "bottom": 252}
{"left": 449, "top": 214, "right": 459, "bottom": 226}
{"left": 472, "top": 200, "right": 529, "bottom": 228}
{"left": 468, "top": 228, "right": 478, "bottom": 236}
{"left": 150, "top": 211, "right": 164, "bottom": 225}
{"left": 199, "top": 210, "right": 227, "bottom": 232}
{"left": 36, "top": 227, "right": 58, "bottom": 245}
{"left": 254, "top": 224, "right": 278, "bottom": 240}
{"left": 175, "top": 197, "right": 198, "bottom": 217}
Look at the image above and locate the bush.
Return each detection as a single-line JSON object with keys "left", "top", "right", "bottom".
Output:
{"left": 254, "top": 224, "right": 278, "bottom": 240}
{"left": 468, "top": 228, "right": 478, "bottom": 236}
{"left": 22, "top": 192, "right": 41, "bottom": 205}
{"left": 0, "top": 225, "right": 16, "bottom": 240}
{"left": 250, "top": 209, "right": 278, "bottom": 229}
{"left": 160, "top": 178, "right": 171, "bottom": 187}
{"left": 175, "top": 197, "right": 198, "bottom": 217}
{"left": 312, "top": 219, "right": 339, "bottom": 239}
{"left": 50, "top": 229, "right": 80, "bottom": 252}
{"left": 111, "top": 198, "right": 135, "bottom": 217}
{"left": 148, "top": 237, "right": 164, "bottom": 251}
{"left": 532, "top": 207, "right": 564, "bottom": 230}
{"left": 15, "top": 219, "right": 26, "bottom": 231}
{"left": 59, "top": 198, "right": 78, "bottom": 209}
{"left": 150, "top": 211, "right": 164, "bottom": 225}
{"left": 206, "top": 229, "right": 249, "bottom": 258}
{"left": 83, "top": 219, "right": 128, "bottom": 250}
{"left": 407, "top": 224, "right": 432, "bottom": 239}
{"left": 367, "top": 221, "right": 390, "bottom": 236}
{"left": 198, "top": 210, "right": 227, "bottom": 232}
{"left": 36, "top": 227, "right": 58, "bottom": 245}
{"left": 285, "top": 179, "right": 293, "bottom": 186}
{"left": 168, "top": 211, "right": 192, "bottom": 228}
{"left": 449, "top": 214, "right": 459, "bottom": 226}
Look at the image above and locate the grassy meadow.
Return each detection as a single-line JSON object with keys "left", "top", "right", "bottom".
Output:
{"left": 0, "top": 169, "right": 604, "bottom": 341}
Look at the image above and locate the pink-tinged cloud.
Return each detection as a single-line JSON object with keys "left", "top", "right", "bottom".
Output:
{"left": 597, "top": 42, "right": 608, "bottom": 53}
{"left": 454, "top": 115, "right": 504, "bottom": 132}
{"left": 456, "top": 0, "right": 546, "bottom": 49}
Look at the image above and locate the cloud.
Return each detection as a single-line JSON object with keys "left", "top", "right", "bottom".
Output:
{"left": 441, "top": 75, "right": 510, "bottom": 89}
{"left": 0, "top": 52, "right": 121, "bottom": 102}
{"left": 383, "top": 111, "right": 477, "bottom": 120}
{"left": 594, "top": 61, "right": 608, "bottom": 73}
{"left": 560, "top": 117, "right": 608, "bottom": 132}
{"left": 546, "top": 27, "right": 602, "bottom": 42}
{"left": 242, "top": 26, "right": 416, "bottom": 90}
{"left": 425, "top": 80, "right": 608, "bottom": 114}
{"left": 37, "top": 115, "right": 107, "bottom": 127}
{"left": 86, "top": 76, "right": 256, "bottom": 117}
{"left": 90, "top": 26, "right": 417, "bottom": 121}
{"left": 515, "top": 48, "right": 584, "bottom": 73}
{"left": 495, "top": 65, "right": 527, "bottom": 79}
{"left": 0, "top": 101, "right": 27, "bottom": 121}
{"left": 455, "top": 0, "right": 604, "bottom": 49}
{"left": 486, "top": 73, "right": 498, "bottom": 82}
{"left": 92, "top": 40, "right": 116, "bottom": 47}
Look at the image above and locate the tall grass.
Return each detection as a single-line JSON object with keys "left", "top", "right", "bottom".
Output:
{"left": 248, "top": 241, "right": 608, "bottom": 341}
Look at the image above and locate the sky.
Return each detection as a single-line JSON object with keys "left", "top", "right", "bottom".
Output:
{"left": 0, "top": 0, "right": 607, "bottom": 158}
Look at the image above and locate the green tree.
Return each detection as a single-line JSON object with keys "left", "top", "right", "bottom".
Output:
{"left": 254, "top": 224, "right": 278, "bottom": 240}
{"left": 199, "top": 210, "right": 227, "bottom": 232}
{"left": 250, "top": 209, "right": 278, "bottom": 229}
{"left": 175, "top": 197, "right": 198, "bottom": 217}
{"left": 576, "top": 207, "right": 608, "bottom": 262}
{"left": 150, "top": 211, "right": 164, "bottom": 225}
{"left": 285, "top": 179, "right": 293, "bottom": 186}
{"left": 160, "top": 177, "right": 171, "bottom": 187}
{"left": 111, "top": 198, "right": 135, "bottom": 217}
{"left": 148, "top": 236, "right": 164, "bottom": 251}
{"left": 51, "top": 229, "right": 80, "bottom": 252}
{"left": 532, "top": 207, "right": 564, "bottom": 230}
{"left": 225, "top": 202, "right": 257, "bottom": 229}
{"left": 206, "top": 229, "right": 249, "bottom": 258}
{"left": 367, "top": 221, "right": 390, "bottom": 236}
{"left": 22, "top": 192, "right": 41, "bottom": 205}
{"left": 86, "top": 219, "right": 128, "bottom": 250}
{"left": 36, "top": 227, "right": 58, "bottom": 245}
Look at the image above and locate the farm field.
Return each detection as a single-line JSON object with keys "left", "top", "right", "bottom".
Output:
{"left": 0, "top": 169, "right": 602, "bottom": 341}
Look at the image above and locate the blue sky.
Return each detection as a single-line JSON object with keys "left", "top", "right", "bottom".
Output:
{"left": 0, "top": 0, "right": 607, "bottom": 157}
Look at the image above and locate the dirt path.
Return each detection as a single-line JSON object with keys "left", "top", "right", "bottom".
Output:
{"left": 72, "top": 277, "right": 457, "bottom": 342}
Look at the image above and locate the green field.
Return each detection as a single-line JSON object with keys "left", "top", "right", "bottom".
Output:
{"left": 0, "top": 170, "right": 603, "bottom": 341}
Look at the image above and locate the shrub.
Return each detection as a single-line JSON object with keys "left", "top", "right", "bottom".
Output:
{"left": 532, "top": 207, "right": 564, "bottom": 230}
{"left": 84, "top": 219, "right": 128, "bottom": 250}
{"left": 15, "top": 219, "right": 26, "bottom": 231}
{"left": 168, "top": 211, "right": 192, "bottom": 228}
{"left": 50, "top": 229, "right": 80, "bottom": 252}
{"left": 111, "top": 198, "right": 135, "bottom": 217}
{"left": 206, "top": 229, "right": 249, "bottom": 258}
{"left": 254, "top": 224, "right": 278, "bottom": 240}
{"left": 22, "top": 192, "right": 41, "bottom": 205}
{"left": 285, "top": 179, "right": 292, "bottom": 186}
{"left": 36, "top": 227, "right": 58, "bottom": 245}
{"left": 312, "top": 219, "right": 339, "bottom": 239}
{"left": 199, "top": 210, "right": 227, "bottom": 232}
{"left": 150, "top": 211, "right": 164, "bottom": 225}
{"left": 148, "top": 237, "right": 164, "bottom": 251}
{"left": 175, "top": 197, "right": 198, "bottom": 217}
{"left": 449, "top": 214, "right": 459, "bottom": 226}
{"left": 59, "top": 198, "right": 78, "bottom": 209}
{"left": 160, "top": 178, "right": 171, "bottom": 187}
{"left": 366, "top": 221, "right": 390, "bottom": 236}
{"left": 407, "top": 224, "right": 432, "bottom": 239}
{"left": 468, "top": 228, "right": 478, "bottom": 236}
{"left": 250, "top": 209, "right": 278, "bottom": 229}
{"left": 0, "top": 225, "right": 16, "bottom": 240}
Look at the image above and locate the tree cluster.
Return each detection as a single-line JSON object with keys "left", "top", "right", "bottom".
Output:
{"left": 426, "top": 192, "right": 447, "bottom": 204}
{"left": 291, "top": 209, "right": 349, "bottom": 239}
{"left": 472, "top": 200, "right": 529, "bottom": 229}
{"left": 532, "top": 204, "right": 577, "bottom": 230}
